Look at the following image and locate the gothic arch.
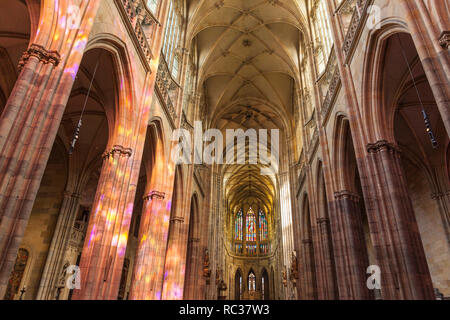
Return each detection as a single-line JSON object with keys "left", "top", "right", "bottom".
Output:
{"left": 0, "top": 0, "right": 36, "bottom": 112}
{"left": 300, "top": 193, "right": 317, "bottom": 300}
{"left": 261, "top": 267, "right": 269, "bottom": 300}
{"left": 84, "top": 36, "right": 137, "bottom": 147}
{"left": 234, "top": 268, "right": 243, "bottom": 300}
{"left": 184, "top": 193, "right": 201, "bottom": 298}
{"left": 361, "top": 22, "right": 410, "bottom": 142}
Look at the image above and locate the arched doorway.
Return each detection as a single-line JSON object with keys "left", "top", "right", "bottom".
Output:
{"left": 234, "top": 269, "right": 242, "bottom": 300}
{"left": 261, "top": 268, "right": 269, "bottom": 300}
{"left": 248, "top": 270, "right": 256, "bottom": 293}
{"left": 301, "top": 194, "right": 317, "bottom": 300}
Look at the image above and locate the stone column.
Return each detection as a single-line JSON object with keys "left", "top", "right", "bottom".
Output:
{"left": 161, "top": 215, "right": 188, "bottom": 299}
{"left": 0, "top": 0, "right": 101, "bottom": 297}
{"left": 129, "top": 190, "right": 168, "bottom": 300}
{"left": 316, "top": 217, "right": 337, "bottom": 300}
{"left": 366, "top": 140, "right": 434, "bottom": 299}
{"left": 333, "top": 191, "right": 370, "bottom": 300}
{"left": 36, "top": 191, "right": 82, "bottom": 300}
{"left": 300, "top": 238, "right": 316, "bottom": 300}
{"left": 71, "top": 145, "right": 135, "bottom": 300}
{"left": 0, "top": 45, "right": 62, "bottom": 298}
{"left": 183, "top": 237, "right": 201, "bottom": 299}
{"left": 0, "top": 0, "right": 102, "bottom": 298}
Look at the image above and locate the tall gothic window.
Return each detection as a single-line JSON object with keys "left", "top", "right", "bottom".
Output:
{"left": 234, "top": 206, "right": 270, "bottom": 255}
{"left": 259, "top": 209, "right": 268, "bottom": 241}
{"left": 235, "top": 209, "right": 243, "bottom": 241}
{"left": 163, "top": 0, "right": 182, "bottom": 78}
{"left": 311, "top": 0, "right": 333, "bottom": 73}
{"left": 246, "top": 207, "right": 256, "bottom": 242}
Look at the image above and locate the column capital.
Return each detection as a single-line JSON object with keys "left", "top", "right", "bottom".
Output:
{"left": 170, "top": 216, "right": 185, "bottom": 223}
{"left": 366, "top": 140, "right": 401, "bottom": 154}
{"left": 317, "top": 217, "right": 329, "bottom": 225}
{"left": 143, "top": 190, "right": 166, "bottom": 201}
{"left": 431, "top": 191, "right": 449, "bottom": 200}
{"left": 334, "top": 190, "right": 360, "bottom": 202}
{"left": 18, "top": 43, "right": 61, "bottom": 71}
{"left": 439, "top": 31, "right": 450, "bottom": 49}
{"left": 103, "top": 145, "right": 133, "bottom": 159}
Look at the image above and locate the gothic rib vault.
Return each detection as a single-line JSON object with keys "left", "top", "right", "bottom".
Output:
{"left": 0, "top": 0, "right": 448, "bottom": 301}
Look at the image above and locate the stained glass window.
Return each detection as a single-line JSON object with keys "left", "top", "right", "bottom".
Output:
{"left": 259, "top": 209, "right": 268, "bottom": 241}
{"left": 235, "top": 209, "right": 243, "bottom": 241}
{"left": 246, "top": 208, "right": 256, "bottom": 242}
{"left": 260, "top": 243, "right": 269, "bottom": 254}
{"left": 246, "top": 244, "right": 257, "bottom": 256}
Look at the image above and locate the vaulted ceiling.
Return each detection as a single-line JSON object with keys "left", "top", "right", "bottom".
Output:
{"left": 187, "top": 0, "right": 308, "bottom": 213}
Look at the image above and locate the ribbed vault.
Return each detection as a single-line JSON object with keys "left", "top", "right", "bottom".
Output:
{"left": 188, "top": 0, "right": 307, "bottom": 223}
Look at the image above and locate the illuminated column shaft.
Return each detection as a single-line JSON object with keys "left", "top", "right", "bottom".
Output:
{"left": 72, "top": 146, "right": 135, "bottom": 300}
{"left": 279, "top": 171, "right": 295, "bottom": 298}
{"left": 0, "top": 0, "right": 101, "bottom": 298}
{"left": 161, "top": 216, "right": 189, "bottom": 299}
{"left": 162, "top": 166, "right": 195, "bottom": 300}
{"left": 129, "top": 191, "right": 169, "bottom": 300}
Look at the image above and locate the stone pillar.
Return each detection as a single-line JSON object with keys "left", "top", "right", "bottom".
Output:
{"left": 300, "top": 238, "right": 316, "bottom": 300}
{"left": 129, "top": 190, "right": 168, "bottom": 300}
{"left": 0, "top": 45, "right": 62, "bottom": 298}
{"left": 36, "top": 191, "right": 82, "bottom": 300}
{"left": 333, "top": 191, "right": 370, "bottom": 300}
{"left": 366, "top": 140, "right": 435, "bottom": 300}
{"left": 161, "top": 215, "right": 188, "bottom": 299}
{"left": 0, "top": 0, "right": 102, "bottom": 298}
{"left": 71, "top": 145, "right": 135, "bottom": 300}
{"left": 316, "top": 217, "right": 337, "bottom": 300}
{"left": 183, "top": 237, "right": 201, "bottom": 299}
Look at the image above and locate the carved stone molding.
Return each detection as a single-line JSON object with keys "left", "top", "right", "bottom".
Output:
{"left": 18, "top": 43, "right": 61, "bottom": 71}
{"left": 431, "top": 191, "right": 449, "bottom": 200}
{"left": 317, "top": 217, "right": 330, "bottom": 225}
{"left": 103, "top": 145, "right": 133, "bottom": 159}
{"left": 342, "top": 0, "right": 372, "bottom": 60}
{"left": 170, "top": 216, "right": 185, "bottom": 223}
{"left": 366, "top": 140, "right": 401, "bottom": 154}
{"left": 334, "top": 190, "right": 360, "bottom": 202}
{"left": 439, "top": 31, "right": 450, "bottom": 49}
{"left": 143, "top": 190, "right": 166, "bottom": 201}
